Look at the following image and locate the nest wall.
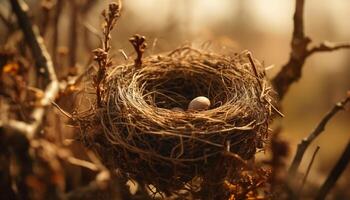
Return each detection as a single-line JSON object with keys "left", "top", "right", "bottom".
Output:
{"left": 76, "top": 47, "right": 276, "bottom": 196}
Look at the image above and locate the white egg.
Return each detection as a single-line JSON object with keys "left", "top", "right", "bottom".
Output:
{"left": 188, "top": 96, "right": 211, "bottom": 111}
{"left": 171, "top": 107, "right": 184, "bottom": 112}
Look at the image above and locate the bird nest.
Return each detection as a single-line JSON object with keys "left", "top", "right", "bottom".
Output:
{"left": 75, "top": 47, "right": 276, "bottom": 197}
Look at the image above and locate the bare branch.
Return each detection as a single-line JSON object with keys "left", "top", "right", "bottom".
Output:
{"left": 2, "top": 0, "right": 59, "bottom": 139}
{"left": 272, "top": 0, "right": 350, "bottom": 100}
{"left": 315, "top": 140, "right": 350, "bottom": 200}
{"left": 308, "top": 41, "right": 350, "bottom": 56}
{"left": 9, "top": 0, "right": 56, "bottom": 80}
{"left": 288, "top": 92, "right": 350, "bottom": 179}
{"left": 272, "top": 0, "right": 309, "bottom": 99}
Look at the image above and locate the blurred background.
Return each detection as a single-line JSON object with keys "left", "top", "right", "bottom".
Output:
{"left": 1, "top": 0, "right": 349, "bottom": 196}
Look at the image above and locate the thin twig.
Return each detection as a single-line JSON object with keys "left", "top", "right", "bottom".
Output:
{"left": 308, "top": 41, "right": 350, "bottom": 56}
{"left": 118, "top": 49, "right": 128, "bottom": 60}
{"left": 298, "top": 146, "right": 320, "bottom": 195}
{"left": 247, "top": 53, "right": 263, "bottom": 91}
{"left": 51, "top": 101, "right": 73, "bottom": 119}
{"left": 247, "top": 53, "right": 284, "bottom": 117}
{"left": 272, "top": 0, "right": 350, "bottom": 100}
{"left": 315, "top": 140, "right": 350, "bottom": 200}
{"left": 288, "top": 92, "right": 350, "bottom": 178}
{"left": 3, "top": 0, "right": 59, "bottom": 139}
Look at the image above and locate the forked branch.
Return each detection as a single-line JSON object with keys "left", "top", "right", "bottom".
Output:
{"left": 272, "top": 0, "right": 350, "bottom": 100}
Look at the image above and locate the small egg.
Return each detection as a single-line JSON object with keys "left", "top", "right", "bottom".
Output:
{"left": 171, "top": 107, "right": 184, "bottom": 112}
{"left": 188, "top": 96, "right": 211, "bottom": 111}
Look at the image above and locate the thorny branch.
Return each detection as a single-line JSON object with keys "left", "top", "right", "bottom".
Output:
{"left": 272, "top": 0, "right": 350, "bottom": 100}
{"left": 93, "top": 1, "right": 121, "bottom": 107}
{"left": 129, "top": 34, "right": 147, "bottom": 67}
{"left": 288, "top": 92, "right": 350, "bottom": 180}
{"left": 2, "top": 0, "right": 59, "bottom": 139}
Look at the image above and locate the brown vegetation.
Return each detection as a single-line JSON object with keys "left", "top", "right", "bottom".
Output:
{"left": 0, "top": 0, "right": 349, "bottom": 199}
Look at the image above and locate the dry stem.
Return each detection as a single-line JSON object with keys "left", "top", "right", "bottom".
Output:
{"left": 93, "top": 1, "right": 121, "bottom": 107}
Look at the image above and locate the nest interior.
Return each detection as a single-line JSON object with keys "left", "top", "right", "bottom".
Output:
{"left": 77, "top": 47, "right": 275, "bottom": 195}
